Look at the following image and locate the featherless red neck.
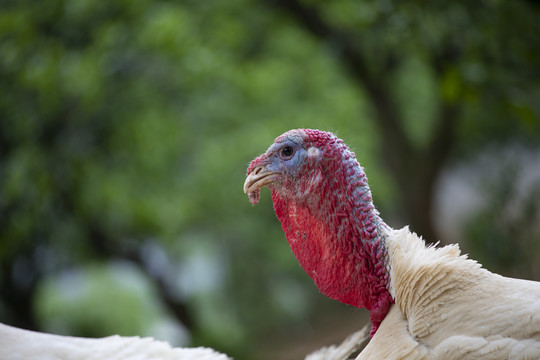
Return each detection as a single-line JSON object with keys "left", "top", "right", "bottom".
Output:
{"left": 244, "top": 129, "right": 393, "bottom": 335}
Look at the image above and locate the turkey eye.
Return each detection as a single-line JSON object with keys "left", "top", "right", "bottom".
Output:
{"left": 280, "top": 146, "right": 295, "bottom": 160}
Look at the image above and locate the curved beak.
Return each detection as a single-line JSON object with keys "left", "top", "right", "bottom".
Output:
{"left": 243, "top": 166, "right": 279, "bottom": 194}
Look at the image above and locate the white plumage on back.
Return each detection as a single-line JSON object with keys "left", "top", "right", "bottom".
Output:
{"left": 358, "top": 226, "right": 540, "bottom": 359}
{"left": 0, "top": 323, "right": 229, "bottom": 360}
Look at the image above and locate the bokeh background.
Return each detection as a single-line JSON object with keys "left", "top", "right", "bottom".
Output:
{"left": 1, "top": 0, "right": 540, "bottom": 359}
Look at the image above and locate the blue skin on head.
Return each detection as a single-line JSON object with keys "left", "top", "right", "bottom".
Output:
{"left": 260, "top": 137, "right": 310, "bottom": 183}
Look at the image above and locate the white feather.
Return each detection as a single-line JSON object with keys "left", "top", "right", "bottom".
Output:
{"left": 354, "top": 226, "right": 540, "bottom": 359}
{"left": 0, "top": 323, "right": 230, "bottom": 360}
{"left": 305, "top": 326, "right": 369, "bottom": 360}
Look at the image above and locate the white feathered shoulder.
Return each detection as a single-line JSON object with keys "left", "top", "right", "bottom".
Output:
{"left": 360, "top": 226, "right": 540, "bottom": 360}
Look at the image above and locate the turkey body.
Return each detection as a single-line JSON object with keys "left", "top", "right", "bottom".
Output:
{"left": 244, "top": 128, "right": 540, "bottom": 360}
{"left": 0, "top": 323, "right": 229, "bottom": 360}
{"left": 361, "top": 227, "right": 540, "bottom": 360}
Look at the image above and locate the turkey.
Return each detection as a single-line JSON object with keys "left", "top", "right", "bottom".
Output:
{"left": 244, "top": 128, "right": 540, "bottom": 359}
{"left": 0, "top": 322, "right": 229, "bottom": 360}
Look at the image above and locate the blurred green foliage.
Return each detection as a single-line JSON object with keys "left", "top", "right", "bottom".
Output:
{"left": 36, "top": 261, "right": 179, "bottom": 339}
{"left": 1, "top": 0, "right": 539, "bottom": 359}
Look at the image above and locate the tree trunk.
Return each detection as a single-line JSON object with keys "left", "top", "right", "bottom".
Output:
{"left": 0, "top": 251, "right": 40, "bottom": 331}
